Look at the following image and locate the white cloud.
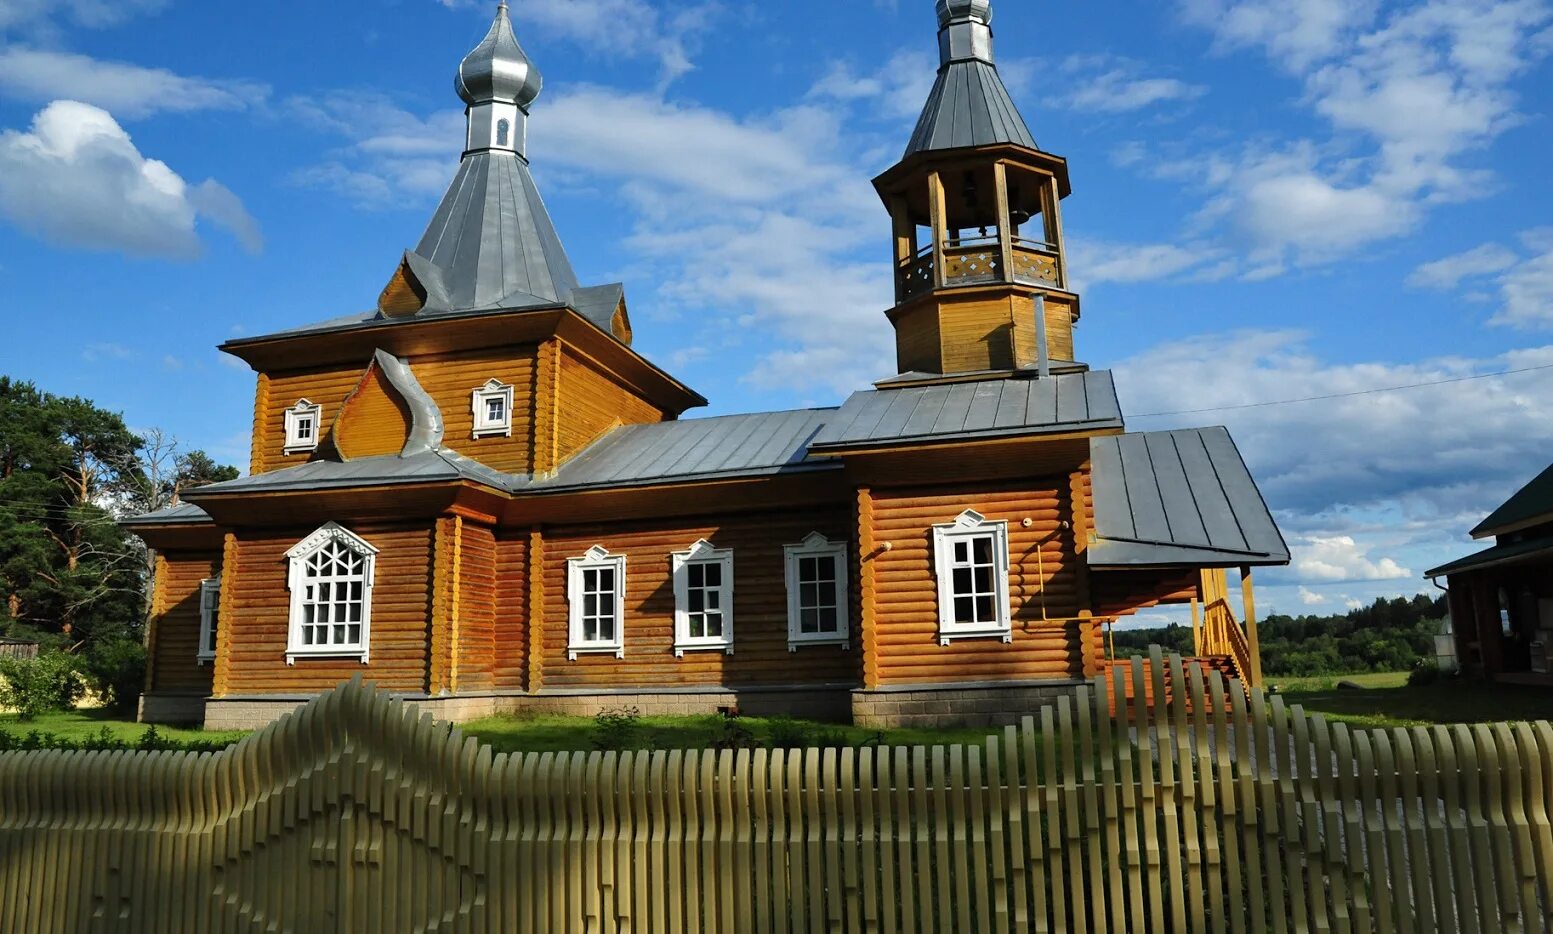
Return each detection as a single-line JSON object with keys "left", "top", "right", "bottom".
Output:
{"left": 1409, "top": 228, "right": 1553, "bottom": 327}
{"left": 0, "top": 0, "right": 166, "bottom": 36}
{"left": 82, "top": 341, "right": 133, "bottom": 361}
{"left": 1057, "top": 55, "right": 1206, "bottom": 113}
{"left": 1295, "top": 535, "right": 1412, "bottom": 581}
{"left": 0, "top": 100, "right": 261, "bottom": 257}
{"left": 439, "top": 0, "right": 720, "bottom": 86}
{"left": 1068, "top": 239, "right": 1230, "bottom": 287}
{"left": 807, "top": 50, "right": 937, "bottom": 122}
{"left": 1298, "top": 586, "right": 1328, "bottom": 605}
{"left": 1157, "top": 0, "right": 1553, "bottom": 274}
{"left": 0, "top": 49, "right": 268, "bottom": 118}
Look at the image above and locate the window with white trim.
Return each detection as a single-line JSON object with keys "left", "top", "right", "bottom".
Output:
{"left": 198, "top": 578, "right": 220, "bottom": 663}
{"left": 671, "top": 540, "right": 734, "bottom": 656}
{"left": 784, "top": 532, "right": 849, "bottom": 651}
{"left": 283, "top": 399, "right": 322, "bottom": 454}
{"left": 471, "top": 379, "right": 514, "bottom": 438}
{"left": 931, "top": 510, "right": 1012, "bottom": 644}
{"left": 567, "top": 546, "right": 626, "bottom": 660}
{"left": 285, "top": 523, "right": 378, "bottom": 664}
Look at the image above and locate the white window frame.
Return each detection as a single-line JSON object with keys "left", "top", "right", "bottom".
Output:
{"left": 783, "top": 532, "right": 850, "bottom": 651}
{"left": 931, "top": 509, "right": 1012, "bottom": 645}
{"left": 671, "top": 539, "right": 735, "bottom": 657}
{"left": 197, "top": 578, "right": 220, "bottom": 663}
{"left": 283, "top": 399, "right": 323, "bottom": 454}
{"left": 566, "top": 545, "right": 627, "bottom": 660}
{"left": 284, "top": 522, "right": 378, "bottom": 665}
{"left": 471, "top": 379, "right": 515, "bottom": 438}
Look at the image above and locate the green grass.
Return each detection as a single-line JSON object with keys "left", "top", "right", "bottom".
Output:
{"left": 0, "top": 708, "right": 248, "bottom": 746}
{"left": 1, "top": 707, "right": 1002, "bottom": 755}
{"left": 1269, "top": 670, "right": 1410, "bottom": 693}
{"left": 1277, "top": 672, "right": 1553, "bottom": 729}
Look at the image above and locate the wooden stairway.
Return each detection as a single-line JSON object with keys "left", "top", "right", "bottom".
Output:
{"left": 1098, "top": 654, "right": 1241, "bottom": 716}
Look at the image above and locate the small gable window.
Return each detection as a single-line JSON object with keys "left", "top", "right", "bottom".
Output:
{"left": 671, "top": 540, "right": 734, "bottom": 656}
{"left": 198, "top": 578, "right": 220, "bottom": 663}
{"left": 285, "top": 523, "right": 378, "bottom": 664}
{"left": 784, "top": 532, "right": 850, "bottom": 651}
{"left": 471, "top": 379, "right": 514, "bottom": 438}
{"left": 931, "top": 510, "right": 1012, "bottom": 644}
{"left": 496, "top": 119, "right": 511, "bottom": 148}
{"left": 567, "top": 546, "right": 626, "bottom": 660}
{"left": 284, "top": 399, "right": 322, "bottom": 454}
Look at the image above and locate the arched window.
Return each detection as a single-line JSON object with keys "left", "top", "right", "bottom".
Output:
{"left": 285, "top": 523, "right": 378, "bottom": 664}
{"left": 496, "top": 119, "right": 511, "bottom": 148}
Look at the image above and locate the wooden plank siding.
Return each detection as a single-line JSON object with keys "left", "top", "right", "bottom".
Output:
{"left": 554, "top": 342, "right": 669, "bottom": 466}
{"left": 146, "top": 551, "right": 220, "bottom": 695}
{"left": 257, "top": 364, "right": 364, "bottom": 473}
{"left": 867, "top": 480, "right": 1087, "bottom": 684}
{"left": 455, "top": 520, "right": 499, "bottom": 694}
{"left": 410, "top": 345, "right": 538, "bottom": 473}
{"left": 218, "top": 522, "right": 434, "bottom": 696}
{"left": 332, "top": 363, "right": 412, "bottom": 460}
{"left": 535, "top": 509, "right": 858, "bottom": 690}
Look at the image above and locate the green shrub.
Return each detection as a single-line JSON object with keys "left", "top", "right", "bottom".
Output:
{"left": 591, "top": 706, "right": 641, "bottom": 751}
{"left": 764, "top": 716, "right": 809, "bottom": 749}
{"left": 79, "top": 638, "right": 147, "bottom": 714}
{"left": 1407, "top": 662, "right": 1442, "bottom": 687}
{"left": 0, "top": 652, "right": 84, "bottom": 721}
{"left": 0, "top": 725, "right": 234, "bottom": 753}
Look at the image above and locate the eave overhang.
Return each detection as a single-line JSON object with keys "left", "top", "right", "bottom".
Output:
{"left": 872, "top": 143, "right": 1072, "bottom": 205}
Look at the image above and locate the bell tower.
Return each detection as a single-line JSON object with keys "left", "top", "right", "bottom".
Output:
{"left": 874, "top": 0, "right": 1079, "bottom": 379}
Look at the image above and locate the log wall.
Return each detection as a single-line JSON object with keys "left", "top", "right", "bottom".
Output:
{"left": 332, "top": 364, "right": 412, "bottom": 460}
{"left": 146, "top": 551, "right": 220, "bottom": 695}
{"left": 218, "top": 522, "right": 434, "bottom": 696}
{"left": 867, "top": 480, "right": 1086, "bottom": 685}
{"left": 554, "top": 344, "right": 668, "bottom": 465}
{"left": 493, "top": 532, "right": 531, "bottom": 692}
{"left": 535, "top": 508, "right": 858, "bottom": 690}
{"left": 455, "top": 520, "right": 498, "bottom": 694}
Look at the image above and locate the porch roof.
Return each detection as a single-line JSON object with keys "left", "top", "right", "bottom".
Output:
{"left": 1425, "top": 533, "right": 1553, "bottom": 578}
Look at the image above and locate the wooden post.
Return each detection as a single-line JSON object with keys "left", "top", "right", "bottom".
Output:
{"left": 1240, "top": 566, "right": 1262, "bottom": 686}
{"left": 858, "top": 487, "right": 880, "bottom": 690}
{"left": 528, "top": 527, "right": 546, "bottom": 693}
{"left": 994, "top": 163, "right": 1014, "bottom": 285}
{"left": 1190, "top": 596, "right": 1201, "bottom": 656}
{"left": 212, "top": 532, "right": 238, "bottom": 699}
{"left": 1044, "top": 175, "right": 1068, "bottom": 289}
{"left": 928, "top": 172, "right": 948, "bottom": 290}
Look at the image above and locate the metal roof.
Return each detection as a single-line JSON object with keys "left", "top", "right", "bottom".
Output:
{"left": 905, "top": 0, "right": 1036, "bottom": 157}
{"left": 456, "top": 1, "right": 541, "bottom": 109}
{"left": 1471, "top": 461, "right": 1553, "bottom": 538}
{"left": 809, "top": 372, "right": 1122, "bottom": 451}
{"left": 120, "top": 502, "right": 213, "bottom": 527}
{"left": 1425, "top": 532, "right": 1553, "bottom": 578}
{"left": 182, "top": 450, "right": 514, "bottom": 498}
{"left": 527, "top": 408, "right": 839, "bottom": 493}
{"left": 1088, "top": 428, "right": 1289, "bottom": 568}
{"left": 413, "top": 150, "right": 580, "bottom": 313}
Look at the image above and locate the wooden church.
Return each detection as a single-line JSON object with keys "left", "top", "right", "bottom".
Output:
{"left": 126, "top": 0, "right": 1289, "bottom": 730}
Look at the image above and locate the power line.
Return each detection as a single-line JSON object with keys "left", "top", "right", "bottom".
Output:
{"left": 1129, "top": 361, "right": 1553, "bottom": 419}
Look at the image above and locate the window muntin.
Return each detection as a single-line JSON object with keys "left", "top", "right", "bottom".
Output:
{"left": 671, "top": 540, "right": 734, "bottom": 656}
{"left": 283, "top": 399, "right": 322, "bottom": 454}
{"left": 471, "top": 379, "right": 514, "bottom": 438}
{"left": 931, "top": 510, "right": 1012, "bottom": 644}
{"left": 285, "top": 523, "right": 377, "bottom": 664}
{"left": 784, "top": 532, "right": 850, "bottom": 650}
{"left": 567, "top": 546, "right": 626, "bottom": 660}
{"left": 198, "top": 578, "right": 220, "bottom": 662}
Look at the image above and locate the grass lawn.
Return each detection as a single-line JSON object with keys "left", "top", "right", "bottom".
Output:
{"left": 2, "top": 707, "right": 1002, "bottom": 755}
{"left": 1277, "top": 672, "right": 1553, "bottom": 729}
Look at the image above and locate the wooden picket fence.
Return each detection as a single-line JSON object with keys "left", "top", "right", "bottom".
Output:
{"left": 4, "top": 648, "right": 1553, "bottom": 932}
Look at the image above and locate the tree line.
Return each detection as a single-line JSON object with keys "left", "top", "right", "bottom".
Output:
{"left": 0, "top": 376, "right": 237, "bottom": 713}
{"left": 1111, "top": 592, "right": 1449, "bottom": 677}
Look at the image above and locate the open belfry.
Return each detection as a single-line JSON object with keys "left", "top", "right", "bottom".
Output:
{"left": 126, "top": 0, "right": 1289, "bottom": 730}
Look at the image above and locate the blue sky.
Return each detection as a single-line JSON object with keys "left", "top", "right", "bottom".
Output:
{"left": 1, "top": 0, "right": 1551, "bottom": 625}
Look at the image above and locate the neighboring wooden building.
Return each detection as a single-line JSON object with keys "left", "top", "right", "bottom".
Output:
{"left": 124, "top": 0, "right": 1289, "bottom": 730}
{"left": 1429, "top": 462, "right": 1553, "bottom": 680}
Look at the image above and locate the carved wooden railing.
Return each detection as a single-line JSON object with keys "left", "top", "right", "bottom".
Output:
{"left": 896, "top": 238, "right": 1064, "bottom": 303}
{"left": 1195, "top": 568, "right": 1260, "bottom": 689}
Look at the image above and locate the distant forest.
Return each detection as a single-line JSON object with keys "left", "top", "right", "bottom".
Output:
{"left": 1111, "top": 592, "right": 1449, "bottom": 677}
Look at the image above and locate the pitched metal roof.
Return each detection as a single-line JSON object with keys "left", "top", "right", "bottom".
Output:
{"left": 120, "top": 502, "right": 213, "bottom": 527}
{"left": 1088, "top": 428, "right": 1290, "bottom": 568}
{"left": 906, "top": 60, "right": 1036, "bottom": 156}
{"left": 413, "top": 150, "right": 580, "bottom": 313}
{"left": 1426, "top": 533, "right": 1553, "bottom": 578}
{"left": 182, "top": 450, "right": 514, "bottom": 498}
{"left": 456, "top": 1, "right": 541, "bottom": 109}
{"left": 1471, "top": 461, "right": 1553, "bottom": 538}
{"left": 809, "top": 372, "right": 1122, "bottom": 451}
{"left": 527, "top": 408, "right": 839, "bottom": 493}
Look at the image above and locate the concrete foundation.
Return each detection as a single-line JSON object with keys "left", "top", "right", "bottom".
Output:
{"left": 851, "top": 678, "right": 1089, "bottom": 728}
{"left": 137, "top": 692, "right": 209, "bottom": 726}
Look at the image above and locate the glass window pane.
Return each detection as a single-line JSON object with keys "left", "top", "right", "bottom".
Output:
{"left": 976, "top": 596, "right": 994, "bottom": 622}
{"left": 973, "top": 535, "right": 993, "bottom": 564}
{"left": 689, "top": 564, "right": 704, "bottom": 588}
{"left": 704, "top": 612, "right": 722, "bottom": 638}
{"left": 704, "top": 562, "right": 721, "bottom": 587}
{"left": 954, "top": 540, "right": 968, "bottom": 563}
{"left": 705, "top": 590, "right": 719, "bottom": 610}
{"left": 800, "top": 582, "right": 818, "bottom": 608}
{"left": 818, "top": 581, "right": 837, "bottom": 608}
{"left": 819, "top": 607, "right": 838, "bottom": 632}
{"left": 953, "top": 567, "right": 972, "bottom": 595}
{"left": 599, "top": 568, "right": 615, "bottom": 591}
{"left": 974, "top": 567, "right": 993, "bottom": 594}
{"left": 954, "top": 597, "right": 974, "bottom": 624}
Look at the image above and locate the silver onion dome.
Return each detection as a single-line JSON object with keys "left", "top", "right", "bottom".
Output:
{"left": 456, "top": 2, "right": 542, "bottom": 109}
{"left": 937, "top": 0, "right": 993, "bottom": 27}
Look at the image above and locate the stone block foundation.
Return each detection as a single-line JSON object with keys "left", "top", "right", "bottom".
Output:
{"left": 137, "top": 692, "right": 209, "bottom": 726}
{"left": 851, "top": 679, "right": 1090, "bottom": 729}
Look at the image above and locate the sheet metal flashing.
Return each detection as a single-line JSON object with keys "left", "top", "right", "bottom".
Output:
{"left": 1088, "top": 427, "right": 1290, "bottom": 568}
{"left": 810, "top": 372, "right": 1122, "bottom": 452}
{"left": 120, "top": 502, "right": 214, "bottom": 527}
{"left": 1426, "top": 533, "right": 1553, "bottom": 578}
